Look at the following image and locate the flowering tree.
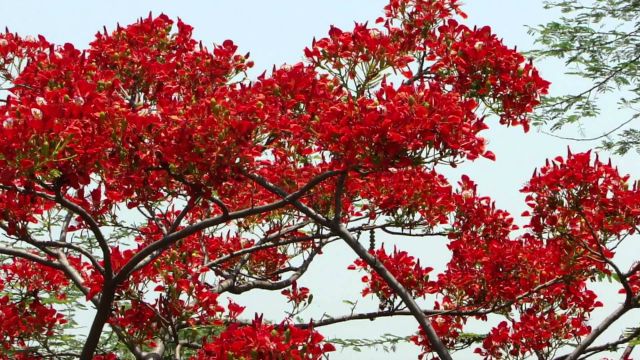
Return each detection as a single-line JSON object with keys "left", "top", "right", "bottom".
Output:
{"left": 0, "top": 0, "right": 638, "bottom": 359}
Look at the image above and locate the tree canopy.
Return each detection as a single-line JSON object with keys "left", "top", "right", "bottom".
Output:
{"left": 531, "top": 0, "right": 640, "bottom": 154}
{"left": 0, "top": 0, "right": 638, "bottom": 359}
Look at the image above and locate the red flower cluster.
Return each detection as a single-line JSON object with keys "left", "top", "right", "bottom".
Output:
{"left": 7, "top": 0, "right": 624, "bottom": 359}
{"left": 0, "top": 259, "right": 68, "bottom": 356}
{"left": 281, "top": 281, "right": 311, "bottom": 306}
{"left": 522, "top": 151, "right": 640, "bottom": 264}
{"left": 192, "top": 316, "right": 335, "bottom": 360}
{"left": 349, "top": 246, "right": 437, "bottom": 305}
{"left": 411, "top": 313, "right": 464, "bottom": 359}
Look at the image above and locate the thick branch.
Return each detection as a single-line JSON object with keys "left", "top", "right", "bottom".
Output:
{"left": 35, "top": 240, "right": 104, "bottom": 274}
{"left": 223, "top": 245, "right": 321, "bottom": 294}
{"left": 54, "top": 187, "right": 113, "bottom": 279}
{"left": 333, "top": 172, "right": 347, "bottom": 224}
{"left": 80, "top": 285, "right": 116, "bottom": 359}
{"left": 0, "top": 246, "right": 63, "bottom": 270}
{"left": 563, "top": 303, "right": 634, "bottom": 360}
{"left": 553, "top": 326, "right": 640, "bottom": 360}
{"left": 243, "top": 171, "right": 453, "bottom": 360}
{"left": 621, "top": 344, "right": 635, "bottom": 360}
{"left": 113, "top": 170, "right": 342, "bottom": 285}
{"left": 205, "top": 232, "right": 329, "bottom": 269}
{"left": 336, "top": 225, "right": 453, "bottom": 360}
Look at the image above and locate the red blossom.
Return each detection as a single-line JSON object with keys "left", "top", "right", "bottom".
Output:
{"left": 5, "top": 1, "right": 633, "bottom": 359}
{"left": 349, "top": 246, "right": 437, "bottom": 304}
{"left": 192, "top": 315, "right": 334, "bottom": 360}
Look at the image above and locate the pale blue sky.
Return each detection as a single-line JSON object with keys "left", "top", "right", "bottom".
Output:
{"left": 1, "top": 1, "right": 638, "bottom": 358}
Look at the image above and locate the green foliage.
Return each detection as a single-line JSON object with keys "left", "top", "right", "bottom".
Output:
{"left": 530, "top": 0, "right": 640, "bottom": 154}
{"left": 329, "top": 332, "right": 485, "bottom": 353}
{"left": 329, "top": 333, "right": 411, "bottom": 353}
{"left": 625, "top": 327, "right": 640, "bottom": 345}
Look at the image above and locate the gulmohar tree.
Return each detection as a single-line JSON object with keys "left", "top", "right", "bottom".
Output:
{"left": 0, "top": 0, "right": 638, "bottom": 359}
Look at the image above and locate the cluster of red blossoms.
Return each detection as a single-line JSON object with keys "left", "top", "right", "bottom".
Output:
{"left": 0, "top": 260, "right": 68, "bottom": 354}
{"left": 349, "top": 246, "right": 437, "bottom": 304}
{"left": 193, "top": 315, "right": 335, "bottom": 360}
{"left": 0, "top": 0, "right": 638, "bottom": 359}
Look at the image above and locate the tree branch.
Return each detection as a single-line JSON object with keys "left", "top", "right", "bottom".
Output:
{"left": 53, "top": 187, "right": 113, "bottom": 279}
{"left": 333, "top": 171, "right": 347, "bottom": 224}
{"left": 223, "top": 244, "right": 322, "bottom": 294}
{"left": 0, "top": 246, "right": 63, "bottom": 270}
{"left": 242, "top": 170, "right": 454, "bottom": 360}
{"left": 113, "top": 170, "right": 343, "bottom": 285}
{"left": 563, "top": 302, "right": 636, "bottom": 360}
{"left": 299, "top": 275, "right": 569, "bottom": 329}
{"left": 34, "top": 240, "right": 105, "bottom": 274}
{"left": 205, "top": 231, "right": 327, "bottom": 269}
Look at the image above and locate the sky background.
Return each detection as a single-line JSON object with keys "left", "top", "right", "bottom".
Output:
{"left": 1, "top": 1, "right": 638, "bottom": 359}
